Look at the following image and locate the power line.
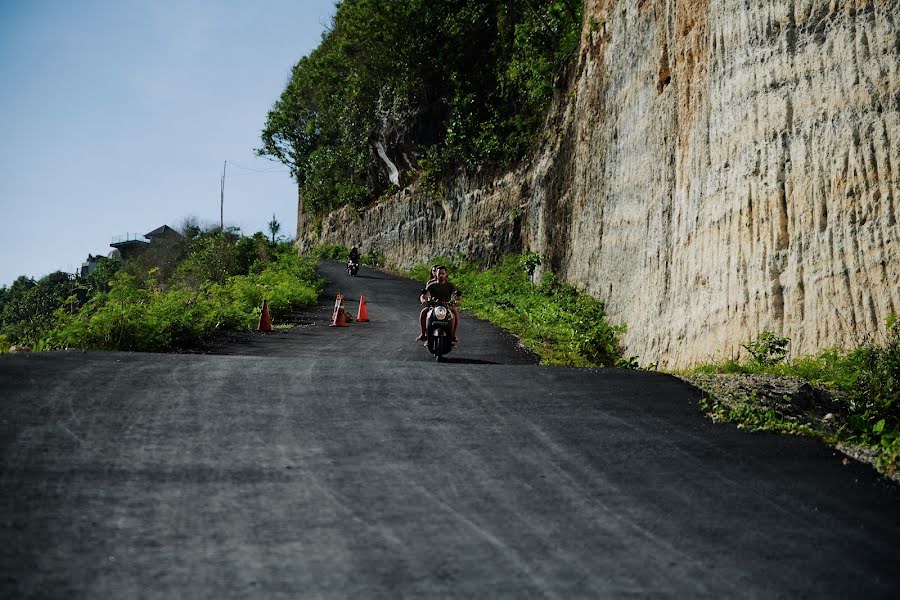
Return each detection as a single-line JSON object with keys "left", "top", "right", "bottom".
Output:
{"left": 224, "top": 169, "right": 291, "bottom": 178}
{"left": 219, "top": 159, "right": 291, "bottom": 232}
{"left": 225, "top": 160, "right": 289, "bottom": 174}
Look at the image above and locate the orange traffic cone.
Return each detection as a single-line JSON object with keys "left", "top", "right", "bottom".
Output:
{"left": 330, "top": 294, "right": 349, "bottom": 327}
{"left": 257, "top": 299, "right": 272, "bottom": 332}
{"left": 330, "top": 307, "right": 349, "bottom": 327}
{"left": 357, "top": 293, "right": 369, "bottom": 322}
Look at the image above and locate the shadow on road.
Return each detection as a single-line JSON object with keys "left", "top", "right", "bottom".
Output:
{"left": 435, "top": 357, "right": 499, "bottom": 365}
{"left": 347, "top": 271, "right": 390, "bottom": 280}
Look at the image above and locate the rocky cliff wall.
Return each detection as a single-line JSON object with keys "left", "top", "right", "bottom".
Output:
{"left": 297, "top": 0, "right": 900, "bottom": 368}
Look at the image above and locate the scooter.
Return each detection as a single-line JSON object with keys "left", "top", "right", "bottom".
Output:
{"left": 424, "top": 299, "right": 455, "bottom": 361}
{"left": 347, "top": 259, "right": 359, "bottom": 276}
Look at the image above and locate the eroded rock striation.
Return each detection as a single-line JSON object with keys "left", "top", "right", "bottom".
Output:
{"left": 297, "top": 0, "right": 900, "bottom": 368}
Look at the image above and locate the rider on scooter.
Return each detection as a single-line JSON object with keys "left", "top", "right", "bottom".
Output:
{"left": 417, "top": 266, "right": 461, "bottom": 344}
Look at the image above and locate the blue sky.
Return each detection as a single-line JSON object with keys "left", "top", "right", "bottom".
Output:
{"left": 0, "top": 0, "right": 336, "bottom": 286}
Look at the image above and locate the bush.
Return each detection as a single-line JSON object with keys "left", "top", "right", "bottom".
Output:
{"left": 309, "top": 244, "right": 348, "bottom": 261}
{"left": 171, "top": 231, "right": 241, "bottom": 287}
{"left": 742, "top": 331, "right": 790, "bottom": 366}
{"left": 49, "top": 253, "right": 322, "bottom": 353}
{"left": 521, "top": 252, "right": 541, "bottom": 277}
{"left": 2, "top": 227, "right": 323, "bottom": 353}
{"left": 0, "top": 272, "right": 84, "bottom": 346}
{"left": 227, "top": 251, "right": 321, "bottom": 324}
{"left": 362, "top": 250, "right": 384, "bottom": 267}
{"left": 82, "top": 257, "right": 121, "bottom": 295}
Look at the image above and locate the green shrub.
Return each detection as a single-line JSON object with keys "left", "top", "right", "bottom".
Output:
{"left": 4, "top": 231, "right": 323, "bottom": 353}
{"left": 0, "top": 272, "right": 85, "bottom": 346}
{"left": 82, "top": 257, "right": 120, "bottom": 295}
{"left": 521, "top": 252, "right": 541, "bottom": 277}
{"left": 309, "top": 244, "right": 348, "bottom": 261}
{"left": 52, "top": 273, "right": 160, "bottom": 351}
{"left": 227, "top": 252, "right": 320, "bottom": 324}
{"left": 362, "top": 250, "right": 384, "bottom": 267}
{"left": 742, "top": 330, "right": 790, "bottom": 366}
{"left": 49, "top": 254, "right": 321, "bottom": 353}
{"left": 615, "top": 356, "right": 640, "bottom": 369}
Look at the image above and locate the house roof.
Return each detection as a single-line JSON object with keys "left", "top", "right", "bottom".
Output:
{"left": 145, "top": 225, "right": 182, "bottom": 238}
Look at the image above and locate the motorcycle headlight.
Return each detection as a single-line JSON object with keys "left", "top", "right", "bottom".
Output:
{"left": 433, "top": 306, "right": 449, "bottom": 320}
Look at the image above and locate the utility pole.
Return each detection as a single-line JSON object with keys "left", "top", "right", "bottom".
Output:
{"left": 220, "top": 161, "right": 226, "bottom": 232}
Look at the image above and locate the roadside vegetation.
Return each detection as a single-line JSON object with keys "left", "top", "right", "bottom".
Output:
{"left": 0, "top": 225, "right": 322, "bottom": 353}
{"left": 683, "top": 319, "right": 900, "bottom": 477}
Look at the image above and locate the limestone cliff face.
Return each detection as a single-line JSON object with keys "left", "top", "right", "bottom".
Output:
{"left": 297, "top": 0, "right": 900, "bottom": 368}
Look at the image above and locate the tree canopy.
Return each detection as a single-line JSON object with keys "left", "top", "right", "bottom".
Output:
{"left": 259, "top": 0, "right": 583, "bottom": 217}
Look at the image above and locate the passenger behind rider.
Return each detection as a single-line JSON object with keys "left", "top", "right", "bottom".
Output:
{"left": 417, "top": 265, "right": 461, "bottom": 344}
{"left": 348, "top": 245, "right": 361, "bottom": 263}
{"left": 417, "top": 265, "right": 439, "bottom": 339}
{"left": 418, "top": 264, "right": 440, "bottom": 305}
{"left": 417, "top": 264, "right": 440, "bottom": 340}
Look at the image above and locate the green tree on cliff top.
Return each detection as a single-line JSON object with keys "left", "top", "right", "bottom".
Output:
{"left": 259, "top": 0, "right": 583, "bottom": 216}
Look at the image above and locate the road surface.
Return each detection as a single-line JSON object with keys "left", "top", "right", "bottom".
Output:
{"left": 1, "top": 261, "right": 898, "bottom": 598}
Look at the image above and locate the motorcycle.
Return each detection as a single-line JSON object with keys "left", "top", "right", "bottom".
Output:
{"left": 347, "top": 259, "right": 359, "bottom": 276}
{"left": 423, "top": 298, "right": 456, "bottom": 361}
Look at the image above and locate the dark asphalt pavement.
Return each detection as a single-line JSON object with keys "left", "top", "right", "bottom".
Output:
{"left": 1, "top": 262, "right": 899, "bottom": 598}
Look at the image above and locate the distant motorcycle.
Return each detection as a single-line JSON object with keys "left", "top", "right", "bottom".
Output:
{"left": 423, "top": 298, "right": 455, "bottom": 361}
{"left": 347, "top": 259, "right": 359, "bottom": 276}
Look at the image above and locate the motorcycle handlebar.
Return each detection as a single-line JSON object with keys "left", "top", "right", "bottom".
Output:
{"left": 423, "top": 299, "right": 459, "bottom": 307}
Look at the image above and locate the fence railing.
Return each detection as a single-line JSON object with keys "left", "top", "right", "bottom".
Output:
{"left": 111, "top": 233, "right": 149, "bottom": 244}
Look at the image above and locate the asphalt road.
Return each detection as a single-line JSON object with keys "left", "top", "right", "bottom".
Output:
{"left": 1, "top": 261, "right": 899, "bottom": 598}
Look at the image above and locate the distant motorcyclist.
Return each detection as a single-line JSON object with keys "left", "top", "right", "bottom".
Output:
{"left": 417, "top": 266, "right": 461, "bottom": 344}
{"left": 346, "top": 246, "right": 362, "bottom": 276}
